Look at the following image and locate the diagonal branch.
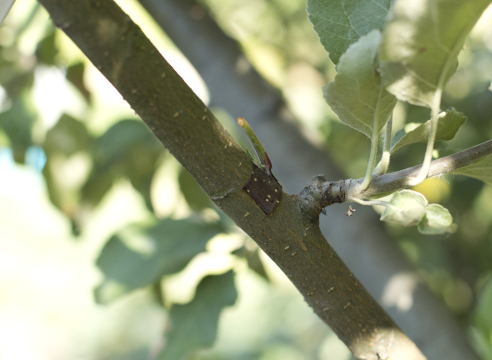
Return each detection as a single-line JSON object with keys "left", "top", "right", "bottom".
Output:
{"left": 37, "top": 0, "right": 427, "bottom": 358}
{"left": 134, "top": 1, "right": 481, "bottom": 358}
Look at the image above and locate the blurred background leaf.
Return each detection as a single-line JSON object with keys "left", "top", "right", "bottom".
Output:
{"left": 178, "top": 167, "right": 212, "bottom": 211}
{"left": 65, "top": 61, "right": 91, "bottom": 102}
{"left": 453, "top": 153, "right": 492, "bottom": 185}
{"left": 159, "top": 271, "right": 238, "bottom": 360}
{"left": 35, "top": 28, "right": 58, "bottom": 65}
{"left": 390, "top": 108, "right": 467, "bottom": 154}
{"left": 0, "top": 93, "right": 36, "bottom": 161}
{"left": 95, "top": 218, "right": 224, "bottom": 304}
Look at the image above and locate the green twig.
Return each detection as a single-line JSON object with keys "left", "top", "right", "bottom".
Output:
{"left": 238, "top": 117, "right": 272, "bottom": 174}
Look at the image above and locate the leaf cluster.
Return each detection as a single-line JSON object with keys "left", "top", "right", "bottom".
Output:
{"left": 308, "top": 0, "right": 492, "bottom": 234}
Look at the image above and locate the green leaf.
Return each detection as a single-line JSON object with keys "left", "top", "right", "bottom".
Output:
{"left": 158, "top": 271, "right": 237, "bottom": 360}
{"left": 307, "top": 0, "right": 391, "bottom": 64}
{"left": 97, "top": 119, "right": 160, "bottom": 163}
{"left": 66, "top": 62, "right": 91, "bottom": 103}
{"left": 178, "top": 167, "right": 212, "bottom": 211}
{"left": 380, "top": 190, "right": 456, "bottom": 234}
{"left": 80, "top": 171, "right": 115, "bottom": 208}
{"left": 324, "top": 30, "right": 397, "bottom": 139}
{"left": 2, "top": 68, "right": 34, "bottom": 99}
{"left": 418, "top": 204, "right": 457, "bottom": 235}
{"left": 81, "top": 119, "right": 163, "bottom": 209}
{"left": 474, "top": 278, "right": 492, "bottom": 332}
{"left": 390, "top": 108, "right": 466, "bottom": 153}
{"left": 43, "top": 114, "right": 94, "bottom": 214}
{"left": 380, "top": 190, "right": 428, "bottom": 227}
{"left": 35, "top": 29, "right": 59, "bottom": 66}
{"left": 95, "top": 218, "right": 223, "bottom": 304}
{"left": 0, "top": 92, "right": 36, "bottom": 159}
{"left": 124, "top": 144, "right": 161, "bottom": 211}
{"left": 232, "top": 246, "right": 269, "bottom": 281}
{"left": 380, "top": 0, "right": 492, "bottom": 107}
{"left": 452, "top": 154, "right": 492, "bottom": 185}
{"left": 44, "top": 114, "right": 93, "bottom": 156}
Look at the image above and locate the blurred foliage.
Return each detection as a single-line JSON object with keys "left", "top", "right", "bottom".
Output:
{"left": 95, "top": 218, "right": 225, "bottom": 304}
{"left": 1, "top": 0, "right": 492, "bottom": 359}
{"left": 159, "top": 271, "right": 237, "bottom": 360}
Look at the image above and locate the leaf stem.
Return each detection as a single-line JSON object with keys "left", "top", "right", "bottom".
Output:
{"left": 238, "top": 117, "right": 272, "bottom": 174}
{"left": 360, "top": 86, "right": 385, "bottom": 190}
{"left": 408, "top": 13, "right": 476, "bottom": 186}
{"left": 349, "top": 197, "right": 391, "bottom": 207}
{"left": 373, "top": 115, "right": 393, "bottom": 176}
{"left": 408, "top": 89, "right": 442, "bottom": 186}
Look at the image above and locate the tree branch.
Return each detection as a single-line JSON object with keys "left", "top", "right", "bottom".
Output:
{"left": 105, "top": 0, "right": 480, "bottom": 358}
{"left": 37, "top": 0, "right": 427, "bottom": 358}
{"left": 357, "top": 139, "right": 492, "bottom": 199}
{"left": 311, "top": 139, "right": 492, "bottom": 208}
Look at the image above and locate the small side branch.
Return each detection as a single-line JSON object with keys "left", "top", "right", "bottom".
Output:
{"left": 310, "top": 139, "right": 492, "bottom": 208}
{"left": 359, "top": 139, "right": 492, "bottom": 199}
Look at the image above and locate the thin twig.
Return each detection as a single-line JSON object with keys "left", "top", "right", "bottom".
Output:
{"left": 352, "top": 139, "right": 492, "bottom": 199}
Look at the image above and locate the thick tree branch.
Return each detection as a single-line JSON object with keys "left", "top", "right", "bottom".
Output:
{"left": 135, "top": 1, "right": 480, "bottom": 359}
{"left": 37, "top": 0, "right": 427, "bottom": 358}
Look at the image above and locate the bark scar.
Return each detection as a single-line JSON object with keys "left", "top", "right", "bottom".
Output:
{"left": 243, "top": 164, "right": 282, "bottom": 214}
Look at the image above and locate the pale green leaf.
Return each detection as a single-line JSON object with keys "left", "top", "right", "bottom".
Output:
{"left": 158, "top": 271, "right": 237, "bottom": 360}
{"left": 380, "top": 190, "right": 427, "bottom": 226}
{"left": 380, "top": 190, "right": 456, "bottom": 234}
{"left": 380, "top": 0, "right": 491, "bottom": 107}
{"left": 417, "top": 204, "right": 457, "bottom": 235}
{"left": 324, "top": 30, "right": 397, "bottom": 138}
{"left": 307, "top": 0, "right": 391, "bottom": 64}
{"left": 390, "top": 108, "right": 466, "bottom": 153}
{"left": 94, "top": 218, "right": 223, "bottom": 304}
{"left": 453, "top": 153, "right": 492, "bottom": 185}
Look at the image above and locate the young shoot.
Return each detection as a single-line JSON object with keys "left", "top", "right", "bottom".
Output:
{"left": 238, "top": 117, "right": 272, "bottom": 175}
